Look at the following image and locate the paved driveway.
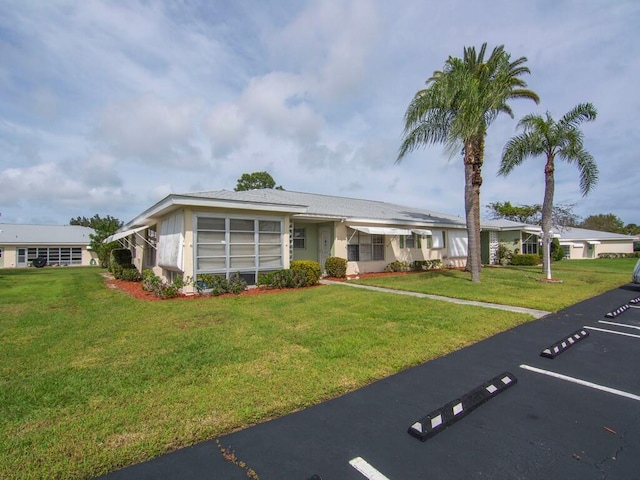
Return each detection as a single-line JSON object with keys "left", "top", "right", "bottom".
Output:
{"left": 99, "top": 284, "right": 640, "bottom": 479}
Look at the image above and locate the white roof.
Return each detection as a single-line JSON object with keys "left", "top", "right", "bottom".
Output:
{"left": 0, "top": 224, "right": 94, "bottom": 245}
{"left": 481, "top": 219, "right": 636, "bottom": 242}
{"left": 121, "top": 189, "right": 467, "bottom": 230}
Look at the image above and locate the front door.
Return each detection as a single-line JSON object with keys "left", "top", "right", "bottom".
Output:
{"left": 17, "top": 248, "right": 27, "bottom": 267}
{"left": 318, "top": 227, "right": 332, "bottom": 272}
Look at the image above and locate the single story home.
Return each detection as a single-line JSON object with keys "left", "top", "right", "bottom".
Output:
{"left": 481, "top": 219, "right": 636, "bottom": 263}
{"left": 0, "top": 224, "right": 97, "bottom": 268}
{"left": 107, "top": 189, "right": 470, "bottom": 292}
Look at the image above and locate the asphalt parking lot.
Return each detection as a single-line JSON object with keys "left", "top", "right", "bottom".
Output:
{"left": 99, "top": 283, "right": 640, "bottom": 480}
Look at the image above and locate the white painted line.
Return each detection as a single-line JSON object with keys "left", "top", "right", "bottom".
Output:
{"left": 585, "top": 326, "right": 640, "bottom": 339}
{"left": 520, "top": 364, "right": 640, "bottom": 402}
{"left": 599, "top": 320, "right": 640, "bottom": 331}
{"left": 349, "top": 457, "right": 390, "bottom": 480}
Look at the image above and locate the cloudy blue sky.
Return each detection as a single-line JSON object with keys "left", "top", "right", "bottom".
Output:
{"left": 1, "top": 0, "right": 638, "bottom": 227}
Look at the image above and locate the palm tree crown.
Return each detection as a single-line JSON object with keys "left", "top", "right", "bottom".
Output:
{"left": 500, "top": 103, "right": 598, "bottom": 196}
{"left": 398, "top": 43, "right": 539, "bottom": 282}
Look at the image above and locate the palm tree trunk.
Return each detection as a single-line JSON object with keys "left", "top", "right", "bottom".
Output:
{"left": 541, "top": 155, "right": 555, "bottom": 280}
{"left": 464, "top": 141, "right": 482, "bottom": 283}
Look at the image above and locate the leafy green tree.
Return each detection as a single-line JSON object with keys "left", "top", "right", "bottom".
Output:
{"left": 499, "top": 103, "right": 598, "bottom": 280}
{"left": 486, "top": 201, "right": 580, "bottom": 228}
{"left": 70, "top": 214, "right": 123, "bottom": 267}
{"left": 234, "top": 171, "right": 284, "bottom": 191}
{"left": 486, "top": 201, "right": 541, "bottom": 224}
{"left": 397, "top": 43, "right": 539, "bottom": 282}
{"left": 624, "top": 223, "right": 640, "bottom": 235}
{"left": 579, "top": 213, "right": 625, "bottom": 233}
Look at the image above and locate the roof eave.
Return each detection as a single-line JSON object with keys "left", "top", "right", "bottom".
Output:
{"left": 123, "top": 194, "right": 308, "bottom": 229}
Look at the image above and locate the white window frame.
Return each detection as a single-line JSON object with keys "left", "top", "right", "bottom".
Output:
{"left": 292, "top": 228, "right": 306, "bottom": 249}
{"left": 194, "top": 213, "right": 284, "bottom": 284}
{"left": 347, "top": 228, "right": 384, "bottom": 261}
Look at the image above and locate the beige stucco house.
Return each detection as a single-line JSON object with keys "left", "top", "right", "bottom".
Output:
{"left": 481, "top": 219, "right": 636, "bottom": 263}
{"left": 0, "top": 224, "right": 97, "bottom": 268}
{"left": 106, "top": 189, "right": 469, "bottom": 291}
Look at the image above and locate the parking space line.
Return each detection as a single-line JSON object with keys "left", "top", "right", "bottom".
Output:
{"left": 349, "top": 457, "right": 390, "bottom": 480}
{"left": 520, "top": 364, "right": 640, "bottom": 401}
{"left": 599, "top": 320, "right": 640, "bottom": 331}
{"left": 584, "top": 326, "right": 640, "bottom": 339}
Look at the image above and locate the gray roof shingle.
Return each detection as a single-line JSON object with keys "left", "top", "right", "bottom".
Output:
{"left": 0, "top": 224, "right": 94, "bottom": 245}
{"left": 181, "top": 189, "right": 467, "bottom": 227}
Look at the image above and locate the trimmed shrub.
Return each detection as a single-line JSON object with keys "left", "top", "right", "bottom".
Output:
{"left": 115, "top": 264, "right": 141, "bottom": 282}
{"left": 290, "top": 260, "right": 321, "bottom": 285}
{"left": 384, "top": 261, "right": 410, "bottom": 272}
{"left": 258, "top": 269, "right": 308, "bottom": 289}
{"left": 141, "top": 270, "right": 185, "bottom": 298}
{"left": 412, "top": 259, "right": 442, "bottom": 271}
{"left": 598, "top": 252, "right": 640, "bottom": 259}
{"left": 550, "top": 238, "right": 564, "bottom": 262}
{"left": 496, "top": 244, "right": 513, "bottom": 265}
{"left": 226, "top": 273, "right": 248, "bottom": 295}
{"left": 194, "top": 273, "right": 247, "bottom": 296}
{"left": 511, "top": 254, "right": 540, "bottom": 266}
{"left": 109, "top": 249, "right": 132, "bottom": 274}
{"left": 325, "top": 256, "right": 347, "bottom": 278}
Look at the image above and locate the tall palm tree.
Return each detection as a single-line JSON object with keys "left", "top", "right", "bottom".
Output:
{"left": 397, "top": 43, "right": 539, "bottom": 282}
{"left": 499, "top": 103, "right": 598, "bottom": 279}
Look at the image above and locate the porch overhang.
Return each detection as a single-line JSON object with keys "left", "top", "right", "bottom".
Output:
{"left": 104, "top": 226, "right": 148, "bottom": 243}
{"left": 348, "top": 226, "right": 412, "bottom": 236}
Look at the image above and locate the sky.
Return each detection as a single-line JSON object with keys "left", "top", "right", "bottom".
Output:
{"left": 1, "top": 0, "right": 639, "bottom": 227}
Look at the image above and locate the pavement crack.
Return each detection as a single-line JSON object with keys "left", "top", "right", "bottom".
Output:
{"left": 594, "top": 413, "right": 640, "bottom": 479}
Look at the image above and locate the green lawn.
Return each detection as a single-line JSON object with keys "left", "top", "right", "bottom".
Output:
{"left": 353, "top": 258, "right": 638, "bottom": 311}
{"left": 0, "top": 261, "right": 634, "bottom": 479}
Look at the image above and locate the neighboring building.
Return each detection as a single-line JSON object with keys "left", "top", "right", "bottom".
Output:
{"left": 106, "top": 189, "right": 469, "bottom": 291}
{"left": 481, "top": 219, "right": 636, "bottom": 264}
{"left": 0, "top": 224, "right": 97, "bottom": 268}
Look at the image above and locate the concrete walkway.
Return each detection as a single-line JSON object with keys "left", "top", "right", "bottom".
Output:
{"left": 320, "top": 279, "right": 551, "bottom": 319}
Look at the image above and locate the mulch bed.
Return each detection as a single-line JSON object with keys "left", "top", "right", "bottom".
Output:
{"left": 104, "top": 270, "right": 422, "bottom": 301}
{"left": 104, "top": 278, "right": 321, "bottom": 301}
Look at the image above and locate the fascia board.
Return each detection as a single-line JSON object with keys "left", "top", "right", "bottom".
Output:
{"left": 124, "top": 195, "right": 308, "bottom": 229}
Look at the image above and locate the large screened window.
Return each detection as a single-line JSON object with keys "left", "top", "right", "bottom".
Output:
{"left": 21, "top": 246, "right": 83, "bottom": 266}
{"left": 195, "top": 216, "right": 283, "bottom": 284}
{"left": 347, "top": 228, "right": 384, "bottom": 261}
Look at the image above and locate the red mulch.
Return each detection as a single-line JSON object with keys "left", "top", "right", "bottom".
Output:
{"left": 105, "top": 278, "right": 321, "bottom": 301}
{"left": 104, "top": 270, "right": 424, "bottom": 301}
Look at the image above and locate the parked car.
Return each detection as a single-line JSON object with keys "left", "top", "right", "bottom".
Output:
{"left": 633, "top": 258, "right": 640, "bottom": 284}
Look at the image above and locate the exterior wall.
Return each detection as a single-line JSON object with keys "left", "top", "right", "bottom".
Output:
{"left": 565, "top": 240, "right": 634, "bottom": 259}
{"left": 0, "top": 244, "right": 95, "bottom": 268}
{"left": 497, "top": 230, "right": 522, "bottom": 254}
{"left": 595, "top": 241, "right": 633, "bottom": 256}
{"left": 1, "top": 246, "right": 16, "bottom": 268}
{"left": 291, "top": 222, "right": 319, "bottom": 262}
{"left": 133, "top": 207, "right": 294, "bottom": 293}
{"left": 338, "top": 225, "right": 465, "bottom": 276}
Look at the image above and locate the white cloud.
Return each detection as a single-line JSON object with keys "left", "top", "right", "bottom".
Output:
{"left": 0, "top": 0, "right": 638, "bottom": 227}
{"left": 95, "top": 95, "right": 204, "bottom": 167}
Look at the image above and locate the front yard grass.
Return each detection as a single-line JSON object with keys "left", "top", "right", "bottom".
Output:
{"left": 0, "top": 260, "right": 634, "bottom": 479}
{"left": 353, "top": 258, "right": 638, "bottom": 311}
